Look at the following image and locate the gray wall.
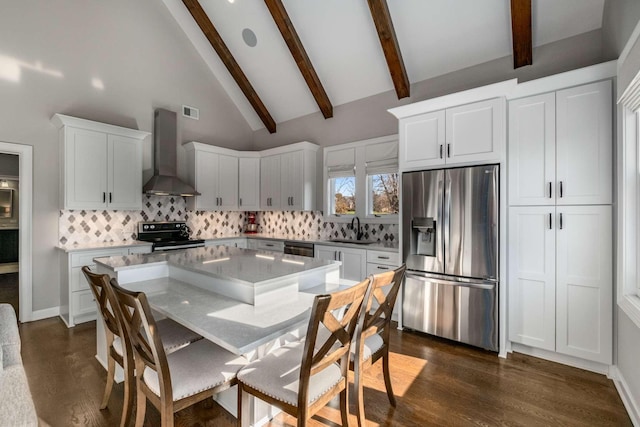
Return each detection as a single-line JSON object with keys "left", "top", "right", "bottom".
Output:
{"left": 603, "top": 0, "right": 640, "bottom": 58}
{"left": 252, "top": 30, "right": 610, "bottom": 150}
{"left": 0, "top": 0, "right": 253, "bottom": 312}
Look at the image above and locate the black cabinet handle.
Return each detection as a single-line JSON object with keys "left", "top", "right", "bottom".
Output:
{"left": 102, "top": 192, "right": 106, "bottom": 203}
{"left": 447, "top": 143, "right": 451, "bottom": 158}
{"left": 559, "top": 213, "right": 563, "bottom": 230}
{"left": 377, "top": 266, "right": 389, "bottom": 270}
{"left": 549, "top": 182, "right": 552, "bottom": 198}
{"left": 239, "top": 198, "right": 242, "bottom": 206}
{"left": 549, "top": 213, "right": 552, "bottom": 230}
{"left": 109, "top": 192, "right": 112, "bottom": 203}
{"left": 559, "top": 181, "right": 563, "bottom": 198}
{"left": 378, "top": 256, "right": 390, "bottom": 260}
{"left": 439, "top": 144, "right": 443, "bottom": 159}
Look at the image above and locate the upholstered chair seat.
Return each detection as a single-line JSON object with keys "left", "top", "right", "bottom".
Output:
{"left": 237, "top": 341, "right": 342, "bottom": 407}
{"left": 143, "top": 339, "right": 247, "bottom": 401}
{"left": 112, "top": 318, "right": 202, "bottom": 356}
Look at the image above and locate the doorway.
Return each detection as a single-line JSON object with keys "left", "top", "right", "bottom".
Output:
{"left": 0, "top": 153, "right": 19, "bottom": 313}
{"left": 0, "top": 142, "right": 32, "bottom": 322}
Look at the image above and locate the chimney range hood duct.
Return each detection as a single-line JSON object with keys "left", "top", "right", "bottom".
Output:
{"left": 143, "top": 109, "right": 200, "bottom": 197}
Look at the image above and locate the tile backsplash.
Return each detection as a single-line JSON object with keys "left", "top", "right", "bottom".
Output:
{"left": 59, "top": 196, "right": 398, "bottom": 245}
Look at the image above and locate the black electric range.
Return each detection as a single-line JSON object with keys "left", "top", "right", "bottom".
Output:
{"left": 137, "top": 221, "right": 204, "bottom": 252}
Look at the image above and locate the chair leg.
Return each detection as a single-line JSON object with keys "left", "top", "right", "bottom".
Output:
{"left": 354, "top": 363, "right": 366, "bottom": 427}
{"left": 101, "top": 355, "right": 116, "bottom": 409}
{"left": 134, "top": 384, "right": 146, "bottom": 427}
{"left": 340, "top": 385, "right": 350, "bottom": 427}
{"left": 160, "top": 400, "right": 174, "bottom": 427}
{"left": 120, "top": 359, "right": 135, "bottom": 427}
{"left": 382, "top": 351, "right": 396, "bottom": 407}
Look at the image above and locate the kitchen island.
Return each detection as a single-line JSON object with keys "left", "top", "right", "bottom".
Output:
{"left": 93, "top": 246, "right": 341, "bottom": 425}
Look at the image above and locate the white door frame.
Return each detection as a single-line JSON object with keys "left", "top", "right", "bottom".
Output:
{"left": 0, "top": 142, "right": 33, "bottom": 322}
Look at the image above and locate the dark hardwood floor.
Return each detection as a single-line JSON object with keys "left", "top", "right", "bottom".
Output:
{"left": 19, "top": 317, "right": 631, "bottom": 427}
{"left": 0, "top": 271, "right": 19, "bottom": 314}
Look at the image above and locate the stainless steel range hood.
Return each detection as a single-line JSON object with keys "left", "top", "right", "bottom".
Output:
{"left": 143, "top": 109, "right": 200, "bottom": 197}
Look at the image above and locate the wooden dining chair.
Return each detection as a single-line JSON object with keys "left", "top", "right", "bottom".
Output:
{"left": 108, "top": 277, "right": 248, "bottom": 427}
{"left": 352, "top": 264, "right": 406, "bottom": 427}
{"left": 81, "top": 267, "right": 203, "bottom": 427}
{"left": 236, "top": 277, "right": 371, "bottom": 427}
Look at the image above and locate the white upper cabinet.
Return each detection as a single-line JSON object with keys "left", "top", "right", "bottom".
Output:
{"left": 52, "top": 114, "right": 148, "bottom": 210}
{"left": 185, "top": 142, "right": 238, "bottom": 211}
{"left": 260, "top": 154, "right": 281, "bottom": 210}
{"left": 508, "top": 81, "right": 612, "bottom": 206}
{"left": 398, "top": 98, "right": 503, "bottom": 170}
{"left": 238, "top": 156, "right": 260, "bottom": 211}
{"left": 556, "top": 81, "right": 612, "bottom": 205}
{"left": 260, "top": 142, "right": 318, "bottom": 211}
{"left": 399, "top": 110, "right": 446, "bottom": 169}
{"left": 445, "top": 98, "right": 503, "bottom": 164}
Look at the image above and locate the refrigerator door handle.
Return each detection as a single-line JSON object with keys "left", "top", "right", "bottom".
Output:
{"left": 405, "top": 272, "right": 496, "bottom": 290}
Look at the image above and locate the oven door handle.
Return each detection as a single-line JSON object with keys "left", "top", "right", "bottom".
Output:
{"left": 153, "top": 243, "right": 205, "bottom": 252}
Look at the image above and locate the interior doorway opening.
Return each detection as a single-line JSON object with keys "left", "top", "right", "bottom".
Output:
{"left": 0, "top": 142, "right": 32, "bottom": 322}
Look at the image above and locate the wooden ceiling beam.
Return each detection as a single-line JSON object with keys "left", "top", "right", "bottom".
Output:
{"left": 182, "top": 0, "right": 277, "bottom": 133}
{"left": 264, "top": 0, "right": 333, "bottom": 119}
{"left": 367, "top": 0, "right": 410, "bottom": 99}
{"left": 510, "top": 0, "right": 532, "bottom": 68}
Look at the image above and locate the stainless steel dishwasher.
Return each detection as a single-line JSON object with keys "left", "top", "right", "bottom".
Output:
{"left": 283, "top": 241, "right": 315, "bottom": 257}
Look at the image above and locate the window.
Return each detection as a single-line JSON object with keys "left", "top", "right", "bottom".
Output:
{"left": 326, "top": 147, "right": 356, "bottom": 216}
{"left": 324, "top": 136, "right": 398, "bottom": 222}
{"left": 617, "top": 73, "right": 640, "bottom": 328}
{"left": 367, "top": 172, "right": 398, "bottom": 216}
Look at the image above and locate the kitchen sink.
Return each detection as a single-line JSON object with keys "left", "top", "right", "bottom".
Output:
{"left": 328, "top": 238, "right": 377, "bottom": 245}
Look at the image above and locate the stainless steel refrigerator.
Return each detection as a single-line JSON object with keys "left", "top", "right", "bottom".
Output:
{"left": 402, "top": 165, "right": 499, "bottom": 351}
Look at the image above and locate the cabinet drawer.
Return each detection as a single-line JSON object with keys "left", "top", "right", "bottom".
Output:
{"left": 72, "top": 290, "right": 97, "bottom": 321}
{"left": 367, "top": 262, "right": 395, "bottom": 275}
{"left": 70, "top": 248, "right": 127, "bottom": 267}
{"left": 256, "top": 240, "right": 284, "bottom": 252}
{"left": 70, "top": 266, "right": 93, "bottom": 292}
{"left": 367, "top": 250, "right": 399, "bottom": 266}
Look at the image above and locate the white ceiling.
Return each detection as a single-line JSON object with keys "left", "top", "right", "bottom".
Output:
{"left": 162, "top": 0, "right": 605, "bottom": 131}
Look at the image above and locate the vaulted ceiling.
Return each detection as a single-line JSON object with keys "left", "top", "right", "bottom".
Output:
{"left": 161, "top": 0, "right": 606, "bottom": 133}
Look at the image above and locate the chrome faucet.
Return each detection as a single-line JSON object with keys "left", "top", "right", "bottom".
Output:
{"left": 351, "top": 216, "right": 364, "bottom": 240}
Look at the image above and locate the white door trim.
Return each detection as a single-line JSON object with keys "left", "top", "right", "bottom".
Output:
{"left": 0, "top": 142, "right": 33, "bottom": 322}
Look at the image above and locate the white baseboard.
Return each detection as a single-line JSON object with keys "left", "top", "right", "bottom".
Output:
{"left": 510, "top": 343, "right": 610, "bottom": 375}
{"left": 611, "top": 366, "right": 640, "bottom": 427}
{"left": 29, "top": 306, "right": 60, "bottom": 322}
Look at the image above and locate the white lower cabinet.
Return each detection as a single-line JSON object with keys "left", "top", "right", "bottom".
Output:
{"left": 508, "top": 205, "right": 612, "bottom": 364}
{"left": 60, "top": 245, "right": 152, "bottom": 327}
{"left": 315, "top": 245, "right": 367, "bottom": 282}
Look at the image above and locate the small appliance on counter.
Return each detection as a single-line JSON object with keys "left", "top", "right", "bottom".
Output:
{"left": 244, "top": 212, "right": 259, "bottom": 233}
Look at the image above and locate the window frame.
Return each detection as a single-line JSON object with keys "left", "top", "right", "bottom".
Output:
{"left": 323, "top": 135, "right": 399, "bottom": 224}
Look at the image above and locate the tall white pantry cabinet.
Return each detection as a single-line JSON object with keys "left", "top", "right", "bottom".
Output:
{"left": 507, "top": 80, "right": 613, "bottom": 365}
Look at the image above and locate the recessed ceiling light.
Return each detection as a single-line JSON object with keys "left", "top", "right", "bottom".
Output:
{"left": 242, "top": 28, "right": 257, "bottom": 47}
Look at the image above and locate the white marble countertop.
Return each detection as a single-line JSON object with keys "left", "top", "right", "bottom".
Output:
{"left": 94, "top": 246, "right": 337, "bottom": 286}
{"left": 202, "top": 233, "right": 399, "bottom": 253}
{"left": 56, "top": 240, "right": 153, "bottom": 253}
{"left": 125, "top": 276, "right": 316, "bottom": 355}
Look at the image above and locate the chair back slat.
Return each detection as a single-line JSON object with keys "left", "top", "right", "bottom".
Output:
{"left": 300, "top": 278, "right": 370, "bottom": 404}
{"left": 82, "top": 266, "right": 122, "bottom": 338}
{"left": 109, "top": 278, "right": 172, "bottom": 392}
{"left": 359, "top": 265, "right": 406, "bottom": 345}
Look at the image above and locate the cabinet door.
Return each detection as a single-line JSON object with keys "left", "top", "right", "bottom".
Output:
{"left": 195, "top": 151, "right": 219, "bottom": 210}
{"left": 508, "top": 207, "right": 556, "bottom": 351}
{"left": 217, "top": 154, "right": 238, "bottom": 210}
{"left": 446, "top": 98, "right": 503, "bottom": 164}
{"left": 338, "top": 247, "right": 367, "bottom": 281}
{"left": 108, "top": 135, "right": 142, "bottom": 209}
{"left": 239, "top": 157, "right": 260, "bottom": 211}
{"left": 315, "top": 245, "right": 338, "bottom": 262}
{"left": 399, "top": 110, "right": 446, "bottom": 170}
{"left": 556, "top": 205, "right": 612, "bottom": 364}
{"left": 281, "top": 151, "right": 304, "bottom": 210}
{"left": 556, "top": 81, "right": 612, "bottom": 205}
{"left": 65, "top": 127, "right": 108, "bottom": 209}
{"left": 508, "top": 93, "right": 556, "bottom": 206}
{"left": 260, "top": 155, "right": 281, "bottom": 210}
